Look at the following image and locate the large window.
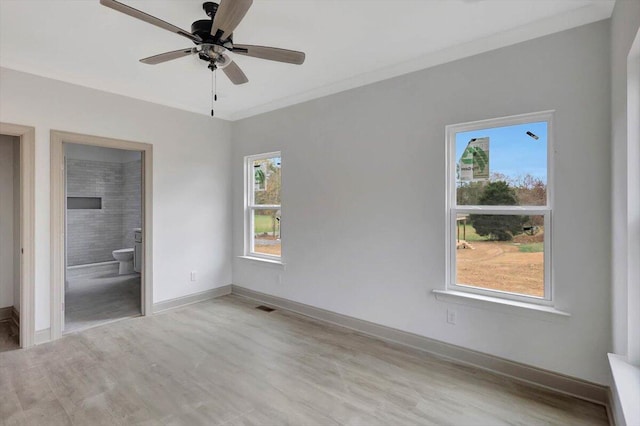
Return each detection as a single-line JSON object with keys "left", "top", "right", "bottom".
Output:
{"left": 446, "top": 112, "right": 553, "bottom": 303}
{"left": 245, "top": 152, "right": 281, "bottom": 260}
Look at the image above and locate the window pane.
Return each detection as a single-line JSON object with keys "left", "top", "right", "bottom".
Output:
{"left": 456, "top": 122, "right": 547, "bottom": 206}
{"left": 253, "top": 157, "right": 281, "bottom": 205}
{"left": 253, "top": 209, "right": 281, "bottom": 257}
{"left": 456, "top": 214, "right": 544, "bottom": 297}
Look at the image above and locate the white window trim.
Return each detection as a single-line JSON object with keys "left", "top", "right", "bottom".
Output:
{"left": 245, "top": 151, "right": 282, "bottom": 261}
{"left": 444, "top": 111, "right": 555, "bottom": 306}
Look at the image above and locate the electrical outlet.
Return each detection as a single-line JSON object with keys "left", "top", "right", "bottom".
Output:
{"left": 190, "top": 271, "right": 197, "bottom": 282}
{"left": 447, "top": 309, "right": 457, "bottom": 325}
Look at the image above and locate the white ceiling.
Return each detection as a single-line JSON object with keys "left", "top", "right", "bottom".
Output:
{"left": 0, "top": 0, "right": 614, "bottom": 121}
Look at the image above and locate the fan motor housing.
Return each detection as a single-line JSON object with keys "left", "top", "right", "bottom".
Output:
{"left": 191, "top": 19, "right": 214, "bottom": 40}
{"left": 202, "top": 2, "right": 218, "bottom": 17}
{"left": 193, "top": 1, "right": 220, "bottom": 42}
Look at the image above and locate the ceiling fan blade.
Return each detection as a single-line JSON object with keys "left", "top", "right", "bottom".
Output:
{"left": 100, "top": 0, "right": 201, "bottom": 43}
{"left": 220, "top": 57, "right": 249, "bottom": 85}
{"left": 210, "top": 0, "right": 253, "bottom": 41}
{"left": 233, "top": 44, "right": 305, "bottom": 65}
{"left": 140, "top": 48, "right": 195, "bottom": 65}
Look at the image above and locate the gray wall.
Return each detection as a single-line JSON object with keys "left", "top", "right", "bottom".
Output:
{"left": 0, "top": 67, "right": 233, "bottom": 331}
{"left": 610, "top": 0, "right": 640, "bottom": 358}
{"left": 66, "top": 157, "right": 141, "bottom": 266}
{"left": 232, "top": 21, "right": 612, "bottom": 384}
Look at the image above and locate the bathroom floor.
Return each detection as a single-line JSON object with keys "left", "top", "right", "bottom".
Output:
{"left": 64, "top": 271, "right": 141, "bottom": 334}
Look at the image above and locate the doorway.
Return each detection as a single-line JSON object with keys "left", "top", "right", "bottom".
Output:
{"left": 51, "top": 131, "right": 153, "bottom": 340}
{"left": 0, "top": 123, "right": 36, "bottom": 349}
{"left": 0, "top": 134, "right": 21, "bottom": 350}
{"left": 63, "top": 143, "right": 143, "bottom": 333}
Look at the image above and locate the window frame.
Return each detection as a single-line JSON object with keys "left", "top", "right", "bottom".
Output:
{"left": 445, "top": 111, "right": 554, "bottom": 305}
{"left": 245, "top": 151, "right": 282, "bottom": 261}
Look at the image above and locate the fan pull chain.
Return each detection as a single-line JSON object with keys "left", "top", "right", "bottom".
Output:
{"left": 211, "top": 68, "right": 218, "bottom": 117}
{"left": 210, "top": 66, "right": 219, "bottom": 117}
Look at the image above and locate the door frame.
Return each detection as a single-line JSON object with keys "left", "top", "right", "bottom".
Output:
{"left": 50, "top": 130, "right": 153, "bottom": 340}
{"left": 0, "top": 123, "right": 36, "bottom": 348}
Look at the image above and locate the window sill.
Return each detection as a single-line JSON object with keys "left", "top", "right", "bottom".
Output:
{"left": 237, "top": 256, "right": 285, "bottom": 269}
{"left": 608, "top": 354, "right": 640, "bottom": 426}
{"left": 432, "top": 289, "right": 570, "bottom": 320}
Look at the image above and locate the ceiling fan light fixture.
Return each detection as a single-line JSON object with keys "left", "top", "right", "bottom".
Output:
{"left": 99, "top": 0, "right": 305, "bottom": 113}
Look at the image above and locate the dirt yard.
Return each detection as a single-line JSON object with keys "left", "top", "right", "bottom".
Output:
{"left": 255, "top": 235, "right": 281, "bottom": 256}
{"left": 456, "top": 240, "right": 544, "bottom": 297}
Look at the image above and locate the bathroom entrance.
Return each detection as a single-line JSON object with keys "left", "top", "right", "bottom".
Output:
{"left": 50, "top": 130, "right": 153, "bottom": 340}
{"left": 0, "top": 123, "right": 36, "bottom": 349}
{"left": 62, "top": 143, "right": 143, "bottom": 333}
{"left": 0, "top": 134, "right": 21, "bottom": 351}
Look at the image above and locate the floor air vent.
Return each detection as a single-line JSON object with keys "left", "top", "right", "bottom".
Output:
{"left": 255, "top": 305, "right": 275, "bottom": 312}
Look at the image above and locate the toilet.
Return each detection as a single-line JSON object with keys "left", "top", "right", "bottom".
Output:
{"left": 112, "top": 248, "right": 134, "bottom": 275}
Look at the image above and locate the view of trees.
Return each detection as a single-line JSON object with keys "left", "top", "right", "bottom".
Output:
{"left": 470, "top": 181, "right": 526, "bottom": 241}
{"left": 460, "top": 173, "right": 545, "bottom": 241}
{"left": 254, "top": 158, "right": 281, "bottom": 237}
{"left": 457, "top": 172, "right": 546, "bottom": 207}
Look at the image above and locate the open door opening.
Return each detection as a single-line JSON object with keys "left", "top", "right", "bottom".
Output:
{"left": 62, "top": 143, "right": 143, "bottom": 334}
{"left": 0, "top": 134, "right": 21, "bottom": 351}
{"left": 51, "top": 131, "right": 153, "bottom": 341}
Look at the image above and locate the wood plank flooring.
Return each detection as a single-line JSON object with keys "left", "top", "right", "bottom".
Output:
{"left": 0, "top": 295, "right": 608, "bottom": 425}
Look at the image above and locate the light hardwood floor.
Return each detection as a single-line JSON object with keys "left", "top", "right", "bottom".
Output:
{"left": 0, "top": 295, "right": 608, "bottom": 425}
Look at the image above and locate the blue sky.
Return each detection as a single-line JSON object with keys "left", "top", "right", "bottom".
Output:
{"left": 455, "top": 121, "right": 548, "bottom": 183}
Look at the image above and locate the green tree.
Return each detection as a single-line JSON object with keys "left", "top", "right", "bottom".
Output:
{"left": 471, "top": 181, "right": 525, "bottom": 241}
{"left": 457, "top": 181, "right": 486, "bottom": 205}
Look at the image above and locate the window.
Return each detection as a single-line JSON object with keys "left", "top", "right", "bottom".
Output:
{"left": 245, "top": 152, "right": 282, "bottom": 260}
{"left": 446, "top": 111, "right": 553, "bottom": 303}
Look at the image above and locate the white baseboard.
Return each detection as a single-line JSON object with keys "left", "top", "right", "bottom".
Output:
{"left": 35, "top": 328, "right": 51, "bottom": 345}
{"left": 29, "top": 287, "right": 232, "bottom": 346}
{"left": 231, "top": 285, "right": 609, "bottom": 407}
{"left": 153, "top": 285, "right": 232, "bottom": 314}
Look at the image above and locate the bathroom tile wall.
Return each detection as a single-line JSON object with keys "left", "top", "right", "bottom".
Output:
{"left": 122, "top": 160, "right": 141, "bottom": 249}
{"left": 66, "top": 159, "right": 141, "bottom": 266}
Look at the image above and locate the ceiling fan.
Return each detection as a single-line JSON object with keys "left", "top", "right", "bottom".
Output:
{"left": 99, "top": 0, "right": 306, "bottom": 87}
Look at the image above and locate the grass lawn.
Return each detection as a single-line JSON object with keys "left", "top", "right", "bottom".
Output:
{"left": 517, "top": 242, "right": 544, "bottom": 253}
{"left": 458, "top": 224, "right": 543, "bottom": 253}
{"left": 254, "top": 213, "right": 279, "bottom": 235}
{"left": 456, "top": 224, "right": 489, "bottom": 242}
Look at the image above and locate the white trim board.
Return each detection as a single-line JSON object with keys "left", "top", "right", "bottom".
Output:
{"left": 34, "top": 328, "right": 51, "bottom": 345}
{"left": 231, "top": 285, "right": 609, "bottom": 407}
{"left": 153, "top": 286, "right": 232, "bottom": 314}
